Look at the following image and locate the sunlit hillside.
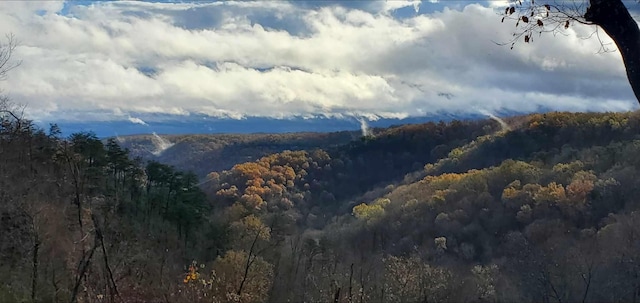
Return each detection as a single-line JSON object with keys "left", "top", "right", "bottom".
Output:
{"left": 5, "top": 109, "right": 640, "bottom": 301}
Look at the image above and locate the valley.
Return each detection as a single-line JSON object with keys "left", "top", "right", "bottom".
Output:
{"left": 3, "top": 110, "right": 638, "bottom": 302}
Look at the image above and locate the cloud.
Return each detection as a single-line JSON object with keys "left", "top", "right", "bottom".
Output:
{"left": 0, "top": 1, "right": 636, "bottom": 126}
{"left": 128, "top": 116, "right": 148, "bottom": 126}
{"left": 380, "top": 1, "right": 422, "bottom": 14}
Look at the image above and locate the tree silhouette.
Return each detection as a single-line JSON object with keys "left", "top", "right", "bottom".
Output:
{"left": 503, "top": 0, "right": 640, "bottom": 103}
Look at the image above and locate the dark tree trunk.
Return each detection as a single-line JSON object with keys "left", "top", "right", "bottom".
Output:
{"left": 31, "top": 234, "right": 39, "bottom": 303}
{"left": 585, "top": 0, "right": 640, "bottom": 103}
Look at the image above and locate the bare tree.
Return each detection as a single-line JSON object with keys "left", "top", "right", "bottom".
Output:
{"left": 502, "top": 0, "right": 640, "bottom": 103}
{"left": 0, "top": 33, "right": 20, "bottom": 82}
{"left": 0, "top": 34, "right": 22, "bottom": 128}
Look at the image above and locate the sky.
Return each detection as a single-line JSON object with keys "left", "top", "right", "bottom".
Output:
{"left": 0, "top": 0, "right": 638, "bottom": 135}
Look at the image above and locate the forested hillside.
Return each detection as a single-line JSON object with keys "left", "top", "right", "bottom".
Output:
{"left": 117, "top": 131, "right": 358, "bottom": 179}
{"left": 5, "top": 108, "right": 640, "bottom": 302}
{"left": 199, "top": 111, "right": 640, "bottom": 302}
{"left": 0, "top": 108, "right": 221, "bottom": 302}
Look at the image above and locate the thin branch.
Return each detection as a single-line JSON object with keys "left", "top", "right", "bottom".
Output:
{"left": 594, "top": 27, "right": 615, "bottom": 54}
{"left": 70, "top": 232, "right": 99, "bottom": 303}
{"left": 93, "top": 214, "right": 121, "bottom": 301}
{"left": 237, "top": 225, "right": 263, "bottom": 296}
{"left": 498, "top": 0, "right": 604, "bottom": 49}
{"left": 0, "top": 109, "right": 20, "bottom": 122}
{"left": 0, "top": 33, "right": 21, "bottom": 81}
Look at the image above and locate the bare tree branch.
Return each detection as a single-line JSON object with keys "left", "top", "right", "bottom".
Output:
{"left": 0, "top": 96, "right": 22, "bottom": 121}
{"left": 0, "top": 33, "right": 23, "bottom": 132}
{"left": 500, "top": 0, "right": 640, "bottom": 104}
{"left": 498, "top": 0, "right": 595, "bottom": 48}
{"left": 0, "top": 33, "right": 21, "bottom": 81}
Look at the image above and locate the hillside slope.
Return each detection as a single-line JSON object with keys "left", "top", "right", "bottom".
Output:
{"left": 6, "top": 111, "right": 640, "bottom": 302}
{"left": 117, "top": 131, "right": 359, "bottom": 178}
{"left": 197, "top": 111, "right": 640, "bottom": 302}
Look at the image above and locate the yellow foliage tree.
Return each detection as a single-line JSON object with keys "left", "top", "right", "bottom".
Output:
{"left": 353, "top": 199, "right": 390, "bottom": 226}
{"left": 210, "top": 250, "right": 274, "bottom": 303}
{"left": 230, "top": 215, "right": 271, "bottom": 246}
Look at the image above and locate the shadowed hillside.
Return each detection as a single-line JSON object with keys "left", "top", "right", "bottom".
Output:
{"left": 116, "top": 131, "right": 359, "bottom": 178}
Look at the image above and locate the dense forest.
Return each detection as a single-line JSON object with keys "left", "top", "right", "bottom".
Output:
{"left": 4, "top": 103, "right": 640, "bottom": 302}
